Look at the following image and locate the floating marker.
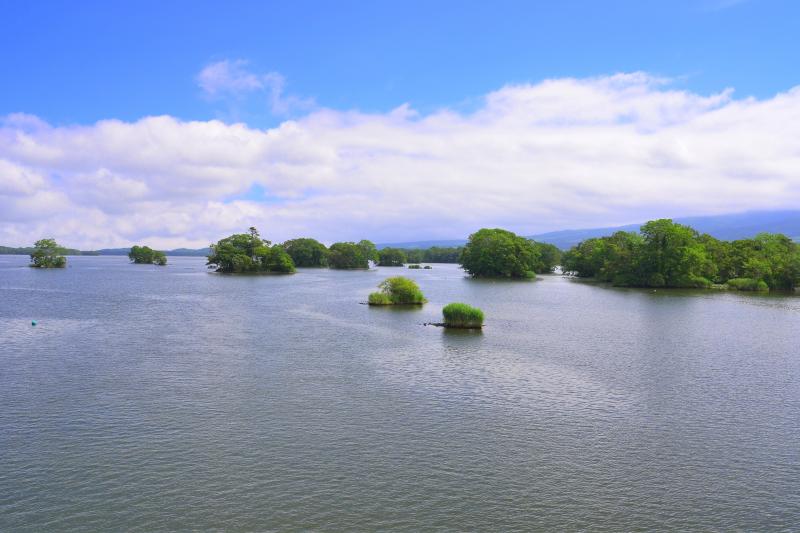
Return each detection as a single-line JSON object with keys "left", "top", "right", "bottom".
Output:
{"left": 31, "top": 320, "right": 37, "bottom": 326}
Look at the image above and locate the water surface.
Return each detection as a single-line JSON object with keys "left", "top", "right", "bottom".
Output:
{"left": 1, "top": 256, "right": 799, "bottom": 530}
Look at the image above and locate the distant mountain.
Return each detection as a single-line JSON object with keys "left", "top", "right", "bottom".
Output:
{"left": 378, "top": 210, "right": 800, "bottom": 250}
{"left": 529, "top": 210, "right": 800, "bottom": 249}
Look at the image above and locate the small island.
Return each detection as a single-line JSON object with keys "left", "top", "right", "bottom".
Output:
{"left": 442, "top": 303, "right": 484, "bottom": 329}
{"left": 128, "top": 245, "right": 167, "bottom": 265}
{"left": 207, "top": 227, "right": 295, "bottom": 273}
{"left": 460, "top": 228, "right": 560, "bottom": 279}
{"left": 368, "top": 276, "right": 426, "bottom": 305}
{"left": 29, "top": 238, "right": 67, "bottom": 268}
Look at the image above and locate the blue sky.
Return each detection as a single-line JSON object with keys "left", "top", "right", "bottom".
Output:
{"left": 2, "top": 0, "right": 796, "bottom": 126}
{"left": 1, "top": 0, "right": 800, "bottom": 248}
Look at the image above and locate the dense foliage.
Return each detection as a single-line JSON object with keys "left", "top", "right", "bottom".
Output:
{"left": 207, "top": 227, "right": 295, "bottom": 274}
{"left": 128, "top": 245, "right": 167, "bottom": 265}
{"left": 368, "top": 276, "right": 426, "bottom": 305}
{"left": 358, "top": 240, "right": 379, "bottom": 263}
{"left": 3, "top": 245, "right": 94, "bottom": 256}
{"left": 282, "top": 238, "right": 329, "bottom": 267}
{"left": 29, "top": 238, "right": 67, "bottom": 268}
{"left": 562, "top": 219, "right": 800, "bottom": 290}
{"left": 442, "top": 303, "right": 484, "bottom": 328}
{"left": 459, "top": 228, "right": 540, "bottom": 278}
{"left": 531, "top": 242, "right": 562, "bottom": 273}
{"left": 328, "top": 242, "right": 370, "bottom": 269}
{"left": 402, "top": 246, "right": 462, "bottom": 264}
{"left": 378, "top": 248, "right": 407, "bottom": 266}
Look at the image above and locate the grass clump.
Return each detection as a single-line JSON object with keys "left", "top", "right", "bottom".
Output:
{"left": 726, "top": 277, "right": 769, "bottom": 292}
{"left": 442, "top": 302, "right": 484, "bottom": 328}
{"left": 368, "top": 276, "right": 426, "bottom": 305}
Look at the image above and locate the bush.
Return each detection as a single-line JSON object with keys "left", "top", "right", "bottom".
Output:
{"left": 368, "top": 276, "right": 426, "bottom": 305}
{"left": 726, "top": 277, "right": 770, "bottom": 292}
{"left": 442, "top": 303, "right": 484, "bottom": 328}
{"left": 367, "top": 292, "right": 392, "bottom": 305}
{"left": 408, "top": 264, "right": 421, "bottom": 269}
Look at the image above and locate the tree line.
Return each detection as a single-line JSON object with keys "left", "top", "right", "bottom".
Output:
{"left": 561, "top": 219, "right": 800, "bottom": 291}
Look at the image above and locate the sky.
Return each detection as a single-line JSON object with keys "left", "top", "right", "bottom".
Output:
{"left": 1, "top": 0, "right": 799, "bottom": 248}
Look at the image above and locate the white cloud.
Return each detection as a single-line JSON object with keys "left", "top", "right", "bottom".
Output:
{"left": 197, "top": 59, "right": 314, "bottom": 115}
{"left": 1, "top": 72, "right": 799, "bottom": 249}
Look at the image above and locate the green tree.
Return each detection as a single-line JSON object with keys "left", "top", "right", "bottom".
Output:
{"left": 378, "top": 248, "right": 407, "bottom": 266}
{"left": 404, "top": 249, "right": 424, "bottom": 263}
{"left": 357, "top": 240, "right": 379, "bottom": 263}
{"left": 328, "top": 242, "right": 369, "bottom": 269}
{"left": 531, "top": 241, "right": 562, "bottom": 273}
{"left": 459, "top": 228, "right": 540, "bottom": 278}
{"left": 282, "top": 238, "right": 329, "bottom": 267}
{"left": 128, "top": 245, "right": 167, "bottom": 265}
{"left": 29, "top": 238, "right": 67, "bottom": 268}
{"left": 207, "top": 228, "right": 295, "bottom": 273}
{"left": 637, "top": 219, "right": 714, "bottom": 287}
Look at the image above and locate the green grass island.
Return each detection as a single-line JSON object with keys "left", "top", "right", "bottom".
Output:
{"left": 442, "top": 303, "right": 485, "bottom": 329}
{"left": 368, "top": 276, "right": 427, "bottom": 305}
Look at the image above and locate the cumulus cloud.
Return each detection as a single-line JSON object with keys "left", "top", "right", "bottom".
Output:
{"left": 1, "top": 72, "right": 799, "bottom": 249}
{"left": 197, "top": 59, "right": 314, "bottom": 115}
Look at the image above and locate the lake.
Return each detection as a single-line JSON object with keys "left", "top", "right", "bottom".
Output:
{"left": 1, "top": 255, "right": 799, "bottom": 531}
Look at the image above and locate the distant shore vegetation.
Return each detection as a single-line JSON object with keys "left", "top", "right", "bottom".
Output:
{"left": 562, "top": 219, "right": 800, "bottom": 291}
{"left": 378, "top": 248, "right": 407, "bottom": 267}
{"left": 128, "top": 245, "right": 167, "bottom": 265}
{"left": 368, "top": 276, "right": 426, "bottom": 305}
{"left": 29, "top": 238, "right": 67, "bottom": 268}
{"left": 207, "top": 227, "right": 295, "bottom": 274}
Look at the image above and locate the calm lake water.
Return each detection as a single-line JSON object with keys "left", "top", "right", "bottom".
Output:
{"left": 1, "top": 255, "right": 799, "bottom": 531}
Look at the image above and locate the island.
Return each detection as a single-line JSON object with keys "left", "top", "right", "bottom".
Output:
{"left": 368, "top": 276, "right": 426, "bottom": 305}
{"left": 128, "top": 245, "right": 167, "bottom": 265}
{"left": 561, "top": 219, "right": 800, "bottom": 291}
{"left": 29, "top": 238, "right": 67, "bottom": 268}
{"left": 207, "top": 227, "right": 295, "bottom": 273}
{"left": 442, "top": 303, "right": 484, "bottom": 328}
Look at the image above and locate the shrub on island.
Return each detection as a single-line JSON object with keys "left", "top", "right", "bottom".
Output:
{"left": 408, "top": 264, "right": 421, "bottom": 269}
{"left": 207, "top": 227, "right": 295, "bottom": 274}
{"left": 368, "top": 276, "right": 426, "bottom": 305}
{"left": 29, "top": 238, "right": 67, "bottom": 268}
{"left": 129, "top": 245, "right": 167, "bottom": 265}
{"left": 459, "top": 228, "right": 540, "bottom": 279}
{"left": 726, "top": 277, "right": 770, "bottom": 292}
{"left": 378, "top": 247, "right": 407, "bottom": 267}
{"left": 282, "top": 238, "right": 329, "bottom": 267}
{"left": 442, "top": 303, "right": 484, "bottom": 329}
